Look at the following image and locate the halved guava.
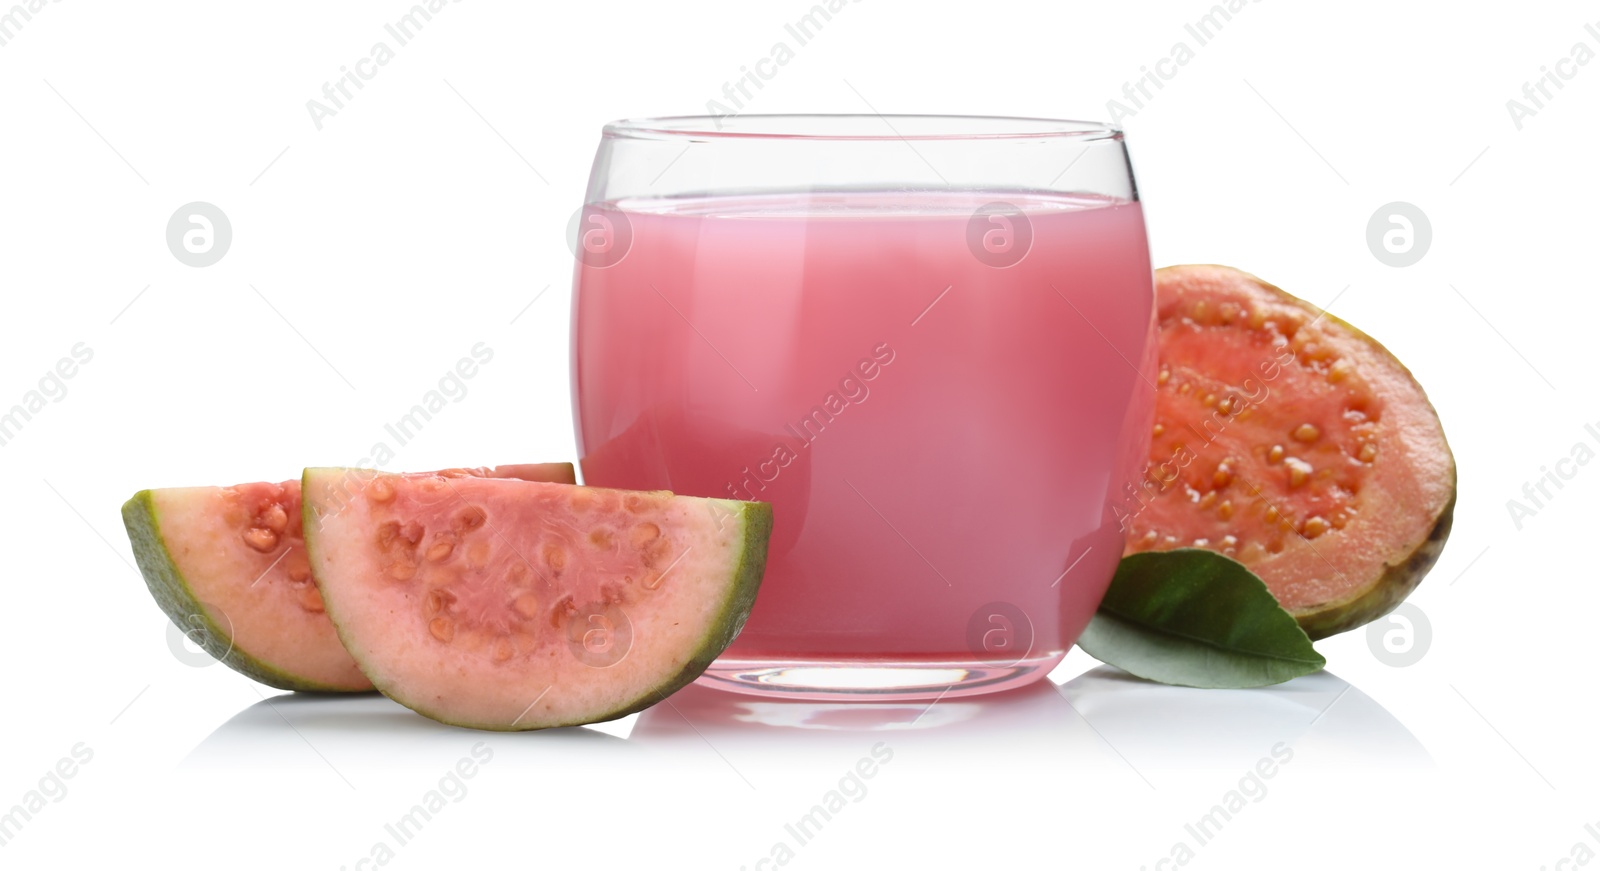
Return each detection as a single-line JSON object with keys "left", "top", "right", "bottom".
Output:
{"left": 122, "top": 464, "right": 575, "bottom": 692}
{"left": 1122, "top": 265, "right": 1455, "bottom": 639}
{"left": 301, "top": 469, "right": 771, "bottom": 730}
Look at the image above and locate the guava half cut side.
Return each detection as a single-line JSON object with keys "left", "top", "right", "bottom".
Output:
{"left": 301, "top": 469, "right": 771, "bottom": 730}
{"left": 1122, "top": 265, "right": 1455, "bottom": 639}
{"left": 122, "top": 463, "right": 576, "bottom": 692}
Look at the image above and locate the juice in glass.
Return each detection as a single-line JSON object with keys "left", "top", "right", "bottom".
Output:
{"left": 575, "top": 192, "right": 1153, "bottom": 698}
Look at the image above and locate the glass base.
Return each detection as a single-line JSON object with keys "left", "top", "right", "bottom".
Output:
{"left": 695, "top": 652, "right": 1065, "bottom": 701}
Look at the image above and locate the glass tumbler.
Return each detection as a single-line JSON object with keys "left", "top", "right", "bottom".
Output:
{"left": 571, "top": 115, "right": 1154, "bottom": 700}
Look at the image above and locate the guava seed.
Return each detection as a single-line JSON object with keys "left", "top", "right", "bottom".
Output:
{"left": 286, "top": 551, "right": 311, "bottom": 582}
{"left": 424, "top": 589, "right": 456, "bottom": 616}
{"left": 260, "top": 504, "right": 289, "bottom": 534}
{"left": 512, "top": 594, "right": 540, "bottom": 620}
{"left": 429, "top": 617, "right": 455, "bottom": 643}
{"left": 629, "top": 522, "right": 661, "bottom": 548}
{"left": 454, "top": 507, "right": 487, "bottom": 532}
{"left": 368, "top": 477, "right": 396, "bottom": 503}
{"left": 1285, "top": 458, "right": 1313, "bottom": 488}
{"left": 1212, "top": 463, "right": 1233, "bottom": 488}
{"left": 426, "top": 536, "right": 456, "bottom": 562}
{"left": 242, "top": 527, "right": 279, "bottom": 552}
{"left": 299, "top": 584, "right": 325, "bottom": 613}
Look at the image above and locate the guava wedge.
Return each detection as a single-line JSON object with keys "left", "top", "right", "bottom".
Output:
{"left": 301, "top": 468, "right": 771, "bottom": 730}
{"left": 1122, "top": 265, "right": 1455, "bottom": 639}
{"left": 122, "top": 464, "right": 575, "bottom": 692}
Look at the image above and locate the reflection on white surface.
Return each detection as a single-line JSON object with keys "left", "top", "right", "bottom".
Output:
{"left": 1061, "top": 666, "right": 1432, "bottom": 772}
{"left": 184, "top": 691, "right": 631, "bottom": 783}
{"left": 642, "top": 676, "right": 1049, "bottom": 733}
{"left": 633, "top": 676, "right": 1133, "bottom": 780}
{"left": 154, "top": 667, "right": 1440, "bottom": 871}
{"left": 184, "top": 666, "right": 1427, "bottom": 787}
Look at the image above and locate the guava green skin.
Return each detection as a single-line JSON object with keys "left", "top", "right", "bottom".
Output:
{"left": 302, "top": 471, "right": 772, "bottom": 731}
{"left": 121, "top": 490, "right": 361, "bottom": 693}
{"left": 1286, "top": 296, "right": 1456, "bottom": 640}
{"left": 587, "top": 499, "right": 773, "bottom": 726}
{"left": 1294, "top": 490, "right": 1455, "bottom": 641}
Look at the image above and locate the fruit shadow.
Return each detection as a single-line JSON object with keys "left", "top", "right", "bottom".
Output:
{"left": 183, "top": 668, "right": 1427, "bottom": 785}
{"left": 185, "top": 692, "right": 628, "bottom": 774}
{"left": 1058, "top": 665, "right": 1432, "bottom": 774}
{"left": 630, "top": 667, "right": 1430, "bottom": 779}
{"left": 628, "top": 678, "right": 1133, "bottom": 779}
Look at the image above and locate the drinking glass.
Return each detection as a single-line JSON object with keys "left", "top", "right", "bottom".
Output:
{"left": 571, "top": 115, "right": 1154, "bottom": 699}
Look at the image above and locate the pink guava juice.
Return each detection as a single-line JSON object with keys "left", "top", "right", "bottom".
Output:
{"left": 572, "top": 191, "right": 1155, "bottom": 696}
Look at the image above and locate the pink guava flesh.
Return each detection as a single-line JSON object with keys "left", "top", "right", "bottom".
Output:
{"left": 1123, "top": 265, "right": 1455, "bottom": 639}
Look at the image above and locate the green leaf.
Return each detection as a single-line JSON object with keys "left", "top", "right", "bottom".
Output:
{"left": 1077, "top": 549, "right": 1325, "bottom": 688}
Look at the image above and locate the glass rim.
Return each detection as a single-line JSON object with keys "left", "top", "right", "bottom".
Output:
{"left": 603, "top": 114, "right": 1123, "bottom": 142}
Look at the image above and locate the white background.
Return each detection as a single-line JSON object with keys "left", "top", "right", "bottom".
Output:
{"left": 1, "top": 1, "right": 1595, "bottom": 868}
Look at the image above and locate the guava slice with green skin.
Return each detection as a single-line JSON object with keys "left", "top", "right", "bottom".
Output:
{"left": 301, "top": 468, "right": 771, "bottom": 730}
{"left": 1122, "top": 265, "right": 1455, "bottom": 639}
{"left": 121, "top": 464, "right": 576, "bottom": 692}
